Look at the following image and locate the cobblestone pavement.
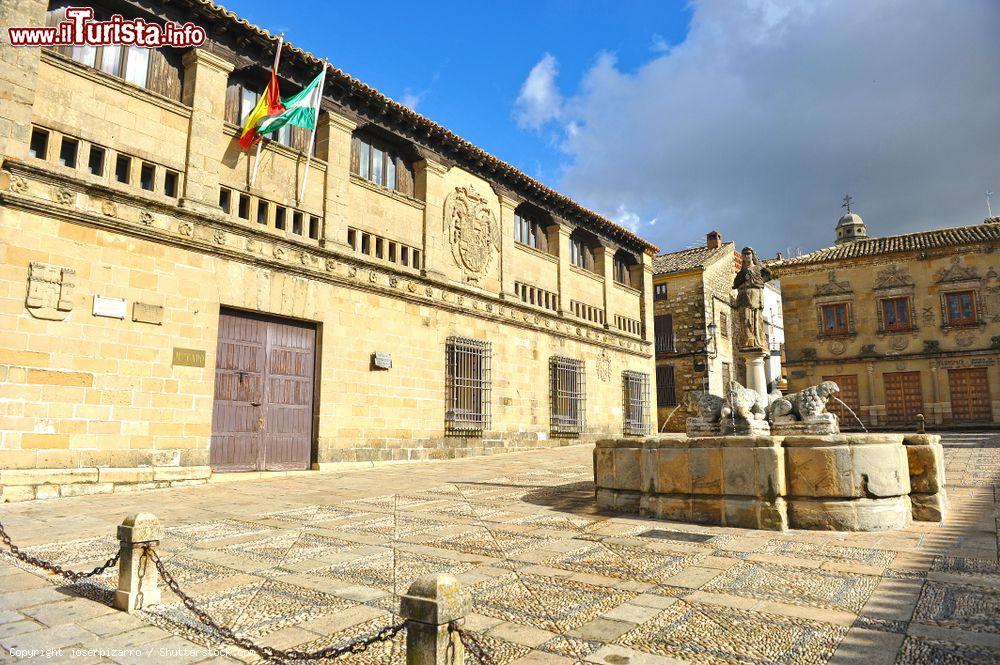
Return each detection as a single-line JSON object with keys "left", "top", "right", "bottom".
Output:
{"left": 0, "top": 432, "right": 998, "bottom": 665}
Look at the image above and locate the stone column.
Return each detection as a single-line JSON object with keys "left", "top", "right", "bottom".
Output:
{"left": 400, "top": 574, "right": 469, "bottom": 665}
{"left": 866, "top": 364, "right": 878, "bottom": 427}
{"left": 316, "top": 112, "right": 357, "bottom": 250}
{"left": 929, "top": 363, "right": 941, "bottom": 425}
{"left": 594, "top": 242, "right": 615, "bottom": 328}
{"left": 0, "top": 0, "right": 47, "bottom": 164}
{"left": 640, "top": 250, "right": 655, "bottom": 342}
{"left": 414, "top": 158, "right": 449, "bottom": 281}
{"left": 744, "top": 354, "right": 768, "bottom": 404}
{"left": 114, "top": 513, "right": 163, "bottom": 613}
{"left": 497, "top": 194, "right": 519, "bottom": 299}
{"left": 179, "top": 49, "right": 234, "bottom": 217}
{"left": 555, "top": 225, "right": 573, "bottom": 315}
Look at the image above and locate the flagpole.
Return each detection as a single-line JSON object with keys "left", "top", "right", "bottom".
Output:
{"left": 251, "top": 34, "right": 284, "bottom": 188}
{"left": 298, "top": 61, "right": 328, "bottom": 203}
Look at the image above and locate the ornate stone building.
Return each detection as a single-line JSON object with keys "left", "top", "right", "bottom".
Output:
{"left": 0, "top": 0, "right": 658, "bottom": 500}
{"left": 772, "top": 210, "right": 1000, "bottom": 429}
{"left": 652, "top": 232, "right": 742, "bottom": 431}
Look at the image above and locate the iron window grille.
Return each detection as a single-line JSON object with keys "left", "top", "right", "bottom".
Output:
{"left": 550, "top": 357, "right": 586, "bottom": 436}
{"left": 445, "top": 337, "right": 492, "bottom": 434}
{"left": 656, "top": 365, "right": 677, "bottom": 407}
{"left": 622, "top": 370, "right": 651, "bottom": 436}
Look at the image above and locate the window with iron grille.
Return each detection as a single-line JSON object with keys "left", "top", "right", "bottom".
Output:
{"left": 656, "top": 365, "right": 676, "bottom": 406}
{"left": 622, "top": 371, "right": 651, "bottom": 436}
{"left": 445, "top": 337, "right": 492, "bottom": 434}
{"left": 550, "top": 357, "right": 586, "bottom": 435}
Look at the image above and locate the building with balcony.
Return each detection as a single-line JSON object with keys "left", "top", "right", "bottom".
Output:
{"left": 772, "top": 210, "right": 1000, "bottom": 429}
{"left": 0, "top": 0, "right": 658, "bottom": 500}
{"left": 652, "top": 232, "right": 742, "bottom": 431}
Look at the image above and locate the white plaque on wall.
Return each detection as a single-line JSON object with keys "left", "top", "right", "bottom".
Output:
{"left": 92, "top": 295, "right": 126, "bottom": 319}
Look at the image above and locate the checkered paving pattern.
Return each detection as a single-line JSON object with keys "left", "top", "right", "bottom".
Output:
{"left": 0, "top": 433, "right": 997, "bottom": 664}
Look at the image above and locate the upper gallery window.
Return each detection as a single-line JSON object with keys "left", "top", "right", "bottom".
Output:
{"left": 821, "top": 302, "right": 851, "bottom": 336}
{"left": 224, "top": 79, "right": 311, "bottom": 152}
{"left": 570, "top": 231, "right": 598, "bottom": 272}
{"left": 945, "top": 290, "right": 977, "bottom": 326}
{"left": 880, "top": 297, "right": 912, "bottom": 332}
{"left": 613, "top": 251, "right": 639, "bottom": 288}
{"left": 44, "top": 4, "right": 183, "bottom": 101}
{"left": 350, "top": 132, "right": 415, "bottom": 197}
{"left": 514, "top": 211, "right": 551, "bottom": 253}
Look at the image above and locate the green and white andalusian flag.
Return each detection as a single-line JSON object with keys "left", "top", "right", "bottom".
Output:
{"left": 257, "top": 69, "right": 325, "bottom": 136}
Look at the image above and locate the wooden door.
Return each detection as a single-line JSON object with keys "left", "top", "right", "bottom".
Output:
{"left": 883, "top": 371, "right": 923, "bottom": 426}
{"left": 211, "top": 309, "right": 315, "bottom": 471}
{"left": 822, "top": 374, "right": 861, "bottom": 429}
{"left": 949, "top": 368, "right": 992, "bottom": 423}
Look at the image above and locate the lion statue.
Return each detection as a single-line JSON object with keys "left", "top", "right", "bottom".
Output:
{"left": 766, "top": 381, "right": 840, "bottom": 423}
{"left": 723, "top": 381, "right": 767, "bottom": 423}
{"left": 686, "top": 390, "right": 726, "bottom": 423}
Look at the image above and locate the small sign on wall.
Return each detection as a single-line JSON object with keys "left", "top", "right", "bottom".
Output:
{"left": 92, "top": 295, "right": 126, "bottom": 319}
{"left": 371, "top": 351, "right": 392, "bottom": 370}
{"left": 172, "top": 347, "right": 206, "bottom": 367}
{"left": 133, "top": 302, "right": 164, "bottom": 325}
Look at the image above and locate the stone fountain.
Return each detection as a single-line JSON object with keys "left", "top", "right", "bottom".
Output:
{"left": 594, "top": 246, "right": 947, "bottom": 532}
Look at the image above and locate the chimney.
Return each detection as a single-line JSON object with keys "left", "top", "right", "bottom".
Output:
{"left": 706, "top": 231, "right": 722, "bottom": 249}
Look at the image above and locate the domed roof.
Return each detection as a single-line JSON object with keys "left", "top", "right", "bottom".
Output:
{"left": 837, "top": 212, "right": 865, "bottom": 228}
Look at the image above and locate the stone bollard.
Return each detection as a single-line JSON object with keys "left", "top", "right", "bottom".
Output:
{"left": 114, "top": 513, "right": 163, "bottom": 613}
{"left": 915, "top": 413, "right": 926, "bottom": 434}
{"left": 399, "top": 574, "right": 469, "bottom": 665}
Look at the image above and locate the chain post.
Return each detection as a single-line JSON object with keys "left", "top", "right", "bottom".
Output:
{"left": 400, "top": 574, "right": 469, "bottom": 665}
{"left": 114, "top": 513, "right": 163, "bottom": 613}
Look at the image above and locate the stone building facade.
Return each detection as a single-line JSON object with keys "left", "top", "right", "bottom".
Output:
{"left": 652, "top": 232, "right": 741, "bottom": 431}
{"left": 0, "top": 0, "right": 658, "bottom": 500}
{"left": 772, "top": 211, "right": 1000, "bottom": 430}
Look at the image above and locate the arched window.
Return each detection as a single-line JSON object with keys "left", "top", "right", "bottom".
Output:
{"left": 350, "top": 130, "right": 416, "bottom": 197}
{"left": 44, "top": 2, "right": 183, "bottom": 102}
{"left": 514, "top": 204, "right": 555, "bottom": 254}
{"left": 569, "top": 229, "right": 599, "bottom": 272}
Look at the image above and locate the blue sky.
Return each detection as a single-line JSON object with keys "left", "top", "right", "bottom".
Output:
{"left": 220, "top": 1, "right": 1000, "bottom": 257}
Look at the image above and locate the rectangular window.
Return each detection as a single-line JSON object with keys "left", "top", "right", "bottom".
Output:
{"left": 237, "top": 193, "right": 250, "bottom": 219}
{"left": 656, "top": 365, "right": 676, "bottom": 407}
{"left": 139, "top": 162, "right": 155, "bottom": 191}
{"left": 720, "top": 311, "right": 729, "bottom": 338}
{"left": 654, "top": 283, "right": 668, "bottom": 301}
{"left": 655, "top": 314, "right": 674, "bottom": 353}
{"left": 881, "top": 297, "right": 911, "bottom": 331}
{"left": 292, "top": 212, "right": 303, "bottom": 235}
{"left": 622, "top": 371, "right": 650, "bottom": 436}
{"left": 515, "top": 214, "right": 547, "bottom": 251}
{"left": 821, "top": 303, "right": 850, "bottom": 335}
{"left": 375, "top": 237, "right": 384, "bottom": 259}
{"left": 388, "top": 242, "right": 397, "bottom": 263}
{"left": 412, "top": 250, "right": 421, "bottom": 269}
{"left": 347, "top": 228, "right": 357, "bottom": 249}
{"left": 87, "top": 145, "right": 105, "bottom": 176}
{"left": 240, "top": 87, "right": 259, "bottom": 124}
{"left": 71, "top": 45, "right": 97, "bottom": 67}
{"left": 275, "top": 207, "right": 286, "bottom": 230}
{"left": 309, "top": 216, "right": 319, "bottom": 240}
{"left": 371, "top": 145, "right": 384, "bottom": 186}
{"left": 550, "top": 357, "right": 586, "bottom": 435}
{"left": 400, "top": 246, "right": 409, "bottom": 266}
{"left": 446, "top": 337, "right": 491, "bottom": 433}
{"left": 358, "top": 140, "right": 370, "bottom": 179}
{"left": 219, "top": 187, "right": 231, "bottom": 214}
{"left": 58, "top": 137, "right": 78, "bottom": 168}
{"left": 123, "top": 46, "right": 149, "bottom": 87}
{"left": 946, "top": 291, "right": 977, "bottom": 325}
{"left": 613, "top": 257, "right": 631, "bottom": 286}
{"left": 163, "top": 169, "right": 178, "bottom": 197}
{"left": 99, "top": 44, "right": 122, "bottom": 76}
{"left": 361, "top": 232, "right": 371, "bottom": 255}
{"left": 114, "top": 154, "right": 131, "bottom": 183}
{"left": 385, "top": 153, "right": 396, "bottom": 190}
{"left": 29, "top": 128, "right": 49, "bottom": 159}
{"left": 256, "top": 200, "right": 269, "bottom": 225}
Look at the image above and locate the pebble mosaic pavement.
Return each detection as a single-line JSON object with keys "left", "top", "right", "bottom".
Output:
{"left": 0, "top": 432, "right": 997, "bottom": 665}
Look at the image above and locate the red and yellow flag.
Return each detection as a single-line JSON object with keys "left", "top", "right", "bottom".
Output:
{"left": 238, "top": 70, "right": 284, "bottom": 149}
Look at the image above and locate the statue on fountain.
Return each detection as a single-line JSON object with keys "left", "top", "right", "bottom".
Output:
{"left": 685, "top": 380, "right": 841, "bottom": 436}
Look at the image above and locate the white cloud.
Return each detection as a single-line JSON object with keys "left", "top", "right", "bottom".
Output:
{"left": 398, "top": 89, "right": 424, "bottom": 111}
{"left": 514, "top": 53, "right": 563, "bottom": 130}
{"left": 519, "top": 0, "right": 1000, "bottom": 256}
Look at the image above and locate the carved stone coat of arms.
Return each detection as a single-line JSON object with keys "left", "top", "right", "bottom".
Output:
{"left": 25, "top": 262, "right": 75, "bottom": 321}
{"left": 444, "top": 186, "right": 500, "bottom": 281}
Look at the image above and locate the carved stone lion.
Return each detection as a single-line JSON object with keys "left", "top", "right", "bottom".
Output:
{"left": 767, "top": 381, "right": 840, "bottom": 422}
{"left": 724, "top": 381, "right": 768, "bottom": 423}
{"left": 687, "top": 391, "right": 725, "bottom": 423}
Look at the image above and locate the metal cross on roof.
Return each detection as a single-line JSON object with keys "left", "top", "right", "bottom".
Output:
{"left": 842, "top": 194, "right": 853, "bottom": 213}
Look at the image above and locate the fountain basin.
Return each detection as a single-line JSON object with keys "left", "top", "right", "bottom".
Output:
{"left": 594, "top": 432, "right": 936, "bottom": 532}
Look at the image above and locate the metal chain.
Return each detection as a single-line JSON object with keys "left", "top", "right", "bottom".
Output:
{"left": 449, "top": 623, "right": 496, "bottom": 665}
{"left": 146, "top": 546, "right": 405, "bottom": 662}
{"left": 0, "top": 518, "right": 120, "bottom": 582}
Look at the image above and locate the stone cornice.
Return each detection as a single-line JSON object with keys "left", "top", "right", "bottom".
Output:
{"left": 1, "top": 159, "right": 651, "bottom": 358}
{"left": 786, "top": 345, "right": 1000, "bottom": 367}
{"left": 182, "top": 48, "right": 236, "bottom": 74}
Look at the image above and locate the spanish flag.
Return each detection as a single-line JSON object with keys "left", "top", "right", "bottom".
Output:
{"left": 238, "top": 70, "right": 284, "bottom": 149}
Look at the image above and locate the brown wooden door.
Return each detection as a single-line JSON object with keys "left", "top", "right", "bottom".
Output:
{"left": 822, "top": 374, "right": 861, "bottom": 429}
{"left": 211, "top": 309, "right": 315, "bottom": 471}
{"left": 949, "top": 368, "right": 992, "bottom": 423}
{"left": 883, "top": 371, "right": 923, "bottom": 426}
